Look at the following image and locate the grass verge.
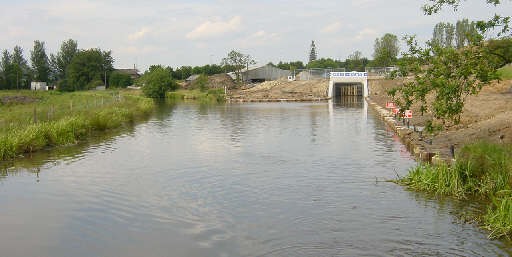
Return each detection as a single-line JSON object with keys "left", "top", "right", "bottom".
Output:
{"left": 498, "top": 65, "right": 512, "bottom": 80}
{"left": 0, "top": 90, "right": 154, "bottom": 161}
{"left": 396, "top": 142, "right": 512, "bottom": 238}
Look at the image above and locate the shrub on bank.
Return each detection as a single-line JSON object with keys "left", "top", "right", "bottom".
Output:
{"left": 397, "top": 142, "right": 512, "bottom": 238}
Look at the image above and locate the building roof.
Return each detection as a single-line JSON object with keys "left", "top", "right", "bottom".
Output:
{"left": 186, "top": 74, "right": 201, "bottom": 81}
{"left": 115, "top": 69, "right": 140, "bottom": 76}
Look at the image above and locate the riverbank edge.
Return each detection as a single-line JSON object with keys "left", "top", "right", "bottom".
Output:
{"left": 226, "top": 97, "right": 330, "bottom": 103}
{"left": 0, "top": 94, "right": 155, "bottom": 162}
{"left": 365, "top": 97, "right": 451, "bottom": 164}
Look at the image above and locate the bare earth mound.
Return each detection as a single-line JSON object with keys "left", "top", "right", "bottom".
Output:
{"left": 369, "top": 78, "right": 512, "bottom": 157}
{"left": 1, "top": 95, "right": 39, "bottom": 105}
{"left": 229, "top": 80, "right": 329, "bottom": 101}
{"left": 208, "top": 74, "right": 237, "bottom": 90}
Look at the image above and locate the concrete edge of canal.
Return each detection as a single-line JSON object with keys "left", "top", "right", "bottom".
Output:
{"left": 365, "top": 97, "right": 454, "bottom": 165}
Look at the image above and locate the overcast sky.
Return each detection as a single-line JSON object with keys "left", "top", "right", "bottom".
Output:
{"left": 1, "top": 0, "right": 511, "bottom": 71}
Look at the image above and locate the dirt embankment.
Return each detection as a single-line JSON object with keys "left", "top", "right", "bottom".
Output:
{"left": 208, "top": 74, "right": 237, "bottom": 90}
{"left": 368, "top": 78, "right": 512, "bottom": 158}
{"left": 229, "top": 80, "right": 329, "bottom": 101}
{"left": 1, "top": 95, "right": 39, "bottom": 105}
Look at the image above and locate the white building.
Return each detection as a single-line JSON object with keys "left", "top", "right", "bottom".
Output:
{"left": 31, "top": 82, "right": 51, "bottom": 91}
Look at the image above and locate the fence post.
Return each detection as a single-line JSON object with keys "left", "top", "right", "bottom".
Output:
{"left": 33, "top": 107, "right": 37, "bottom": 123}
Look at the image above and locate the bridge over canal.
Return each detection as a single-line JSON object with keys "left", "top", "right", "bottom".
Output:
{"left": 328, "top": 72, "right": 368, "bottom": 100}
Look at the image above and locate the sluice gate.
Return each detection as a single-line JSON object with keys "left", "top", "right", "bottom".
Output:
{"left": 335, "top": 83, "right": 363, "bottom": 97}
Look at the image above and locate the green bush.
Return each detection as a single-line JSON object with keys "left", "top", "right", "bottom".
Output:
{"left": 109, "top": 72, "right": 132, "bottom": 88}
{"left": 57, "top": 79, "right": 74, "bottom": 92}
{"left": 141, "top": 67, "right": 176, "bottom": 98}
{"left": 87, "top": 80, "right": 104, "bottom": 90}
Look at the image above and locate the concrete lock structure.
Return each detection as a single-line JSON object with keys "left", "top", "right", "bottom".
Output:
{"left": 328, "top": 72, "right": 368, "bottom": 99}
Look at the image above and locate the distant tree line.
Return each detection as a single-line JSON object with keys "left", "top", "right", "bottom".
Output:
{"left": 431, "top": 19, "right": 480, "bottom": 49}
{"left": 0, "top": 39, "right": 115, "bottom": 91}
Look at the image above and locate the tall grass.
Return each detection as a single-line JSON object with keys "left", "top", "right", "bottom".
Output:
{"left": 167, "top": 89, "right": 225, "bottom": 103}
{"left": 397, "top": 142, "right": 512, "bottom": 238}
{"left": 0, "top": 90, "right": 154, "bottom": 161}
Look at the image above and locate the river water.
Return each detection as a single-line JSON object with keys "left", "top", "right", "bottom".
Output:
{"left": 1, "top": 99, "right": 511, "bottom": 256}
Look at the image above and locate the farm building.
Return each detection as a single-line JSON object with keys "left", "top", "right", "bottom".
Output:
{"left": 228, "top": 65, "right": 291, "bottom": 83}
{"left": 114, "top": 69, "right": 141, "bottom": 80}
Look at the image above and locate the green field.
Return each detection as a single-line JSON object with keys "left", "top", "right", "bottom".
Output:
{"left": 0, "top": 90, "right": 154, "bottom": 161}
{"left": 498, "top": 65, "right": 512, "bottom": 80}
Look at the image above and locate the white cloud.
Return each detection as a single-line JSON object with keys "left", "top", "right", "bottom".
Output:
{"left": 355, "top": 28, "right": 378, "bottom": 40}
{"left": 118, "top": 45, "right": 165, "bottom": 55}
{"left": 237, "top": 30, "right": 279, "bottom": 48}
{"left": 320, "top": 21, "right": 343, "bottom": 34}
{"left": 186, "top": 16, "right": 242, "bottom": 40}
{"left": 128, "top": 28, "right": 151, "bottom": 41}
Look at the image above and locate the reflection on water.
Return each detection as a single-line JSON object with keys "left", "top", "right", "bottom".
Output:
{"left": 0, "top": 99, "right": 511, "bottom": 257}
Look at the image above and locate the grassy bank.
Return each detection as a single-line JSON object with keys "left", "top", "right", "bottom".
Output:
{"left": 498, "top": 65, "right": 512, "bottom": 80}
{"left": 396, "top": 142, "right": 512, "bottom": 238}
{"left": 167, "top": 89, "right": 225, "bottom": 103}
{"left": 0, "top": 90, "right": 154, "bottom": 161}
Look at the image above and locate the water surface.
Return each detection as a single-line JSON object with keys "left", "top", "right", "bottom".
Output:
{"left": 1, "top": 100, "right": 510, "bottom": 256}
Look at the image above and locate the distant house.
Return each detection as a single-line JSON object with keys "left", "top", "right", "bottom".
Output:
{"left": 31, "top": 82, "right": 52, "bottom": 91}
{"left": 114, "top": 69, "right": 141, "bottom": 80}
{"left": 239, "top": 65, "right": 291, "bottom": 83}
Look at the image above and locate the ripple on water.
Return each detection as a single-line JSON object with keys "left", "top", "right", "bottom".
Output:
{"left": 0, "top": 101, "right": 511, "bottom": 257}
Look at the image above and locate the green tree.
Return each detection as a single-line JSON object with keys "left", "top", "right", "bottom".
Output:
{"left": 193, "top": 74, "right": 209, "bottom": 92}
{"left": 277, "top": 61, "right": 305, "bottom": 71}
{"left": 486, "top": 38, "right": 512, "bottom": 67}
{"left": 174, "top": 66, "right": 193, "bottom": 80}
{"left": 346, "top": 51, "right": 370, "bottom": 71}
{"left": 373, "top": 33, "right": 399, "bottom": 67}
{"left": 423, "top": 0, "right": 510, "bottom": 36}
{"left": 309, "top": 40, "right": 317, "bottom": 63}
{"left": 11, "top": 46, "right": 31, "bottom": 89}
{"left": 390, "top": 36, "right": 500, "bottom": 129}
{"left": 109, "top": 72, "right": 132, "bottom": 88}
{"left": 432, "top": 22, "right": 455, "bottom": 48}
{"left": 30, "top": 40, "right": 50, "bottom": 82}
{"left": 306, "top": 58, "right": 338, "bottom": 69}
{"left": 0, "top": 50, "right": 12, "bottom": 90}
{"left": 221, "top": 50, "right": 255, "bottom": 82}
{"left": 140, "top": 66, "right": 177, "bottom": 98}
{"left": 455, "top": 19, "right": 479, "bottom": 49}
{"left": 50, "top": 39, "right": 78, "bottom": 81}
{"left": 389, "top": 1, "right": 511, "bottom": 130}
{"left": 65, "top": 48, "right": 113, "bottom": 91}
